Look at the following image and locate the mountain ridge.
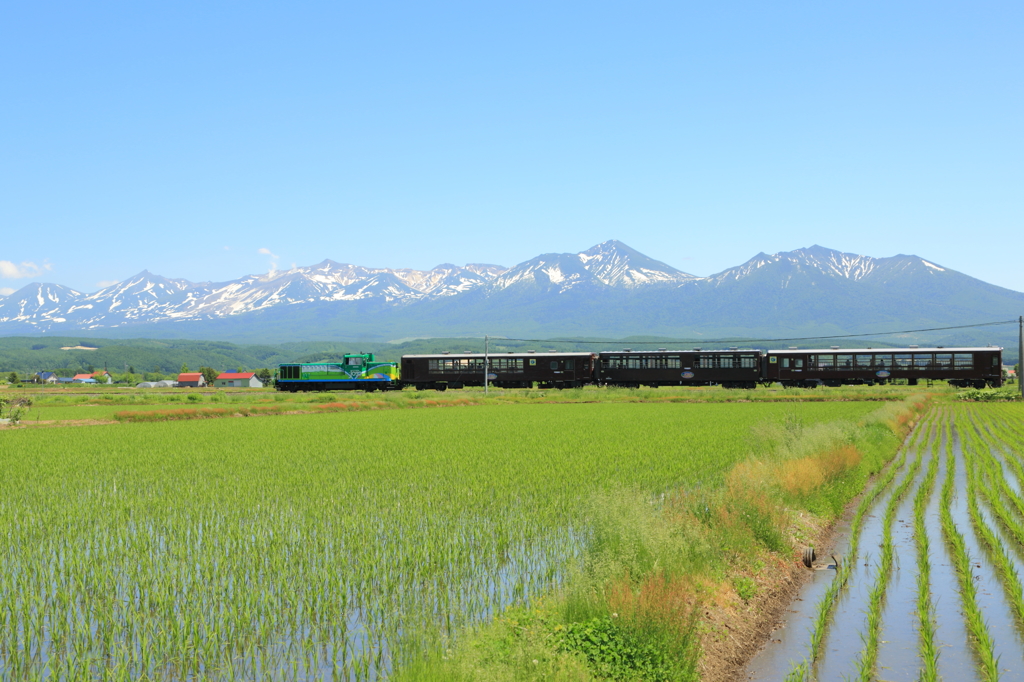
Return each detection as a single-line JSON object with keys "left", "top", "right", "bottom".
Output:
{"left": 1, "top": 241, "right": 1021, "bottom": 346}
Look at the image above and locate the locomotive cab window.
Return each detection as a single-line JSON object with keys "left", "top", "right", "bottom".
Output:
{"left": 550, "top": 361, "right": 559, "bottom": 370}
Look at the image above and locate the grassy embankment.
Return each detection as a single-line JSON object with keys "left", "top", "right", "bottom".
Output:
{"left": 3, "top": 382, "right": 932, "bottom": 425}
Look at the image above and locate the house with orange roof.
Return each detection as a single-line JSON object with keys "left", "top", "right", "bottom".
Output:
{"left": 177, "top": 372, "right": 206, "bottom": 388}
{"left": 214, "top": 371, "right": 264, "bottom": 388}
{"left": 73, "top": 371, "right": 112, "bottom": 384}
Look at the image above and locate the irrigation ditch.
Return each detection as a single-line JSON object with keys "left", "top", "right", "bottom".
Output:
{"left": 746, "top": 404, "right": 1024, "bottom": 681}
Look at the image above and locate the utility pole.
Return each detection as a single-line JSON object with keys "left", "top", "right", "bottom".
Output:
{"left": 484, "top": 335, "right": 489, "bottom": 395}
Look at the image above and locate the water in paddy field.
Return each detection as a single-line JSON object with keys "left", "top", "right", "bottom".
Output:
{"left": 745, "top": 407, "right": 1024, "bottom": 681}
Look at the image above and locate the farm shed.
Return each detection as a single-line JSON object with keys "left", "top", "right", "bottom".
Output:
{"left": 214, "top": 372, "right": 263, "bottom": 388}
{"left": 136, "top": 380, "right": 177, "bottom": 388}
{"left": 177, "top": 372, "right": 206, "bottom": 388}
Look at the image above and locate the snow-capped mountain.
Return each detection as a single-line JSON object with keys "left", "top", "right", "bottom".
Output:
{"left": 0, "top": 260, "right": 507, "bottom": 330}
{"left": 488, "top": 240, "right": 695, "bottom": 293}
{"left": 704, "top": 245, "right": 949, "bottom": 286}
{"left": 0, "top": 242, "right": 1020, "bottom": 342}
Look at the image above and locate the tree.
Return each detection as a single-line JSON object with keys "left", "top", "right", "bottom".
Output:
{"left": 256, "top": 368, "right": 272, "bottom": 386}
{"left": 180, "top": 363, "right": 190, "bottom": 373}
{"left": 6, "top": 372, "right": 17, "bottom": 384}
{"left": 129, "top": 366, "right": 135, "bottom": 374}
{"left": 200, "top": 367, "right": 219, "bottom": 386}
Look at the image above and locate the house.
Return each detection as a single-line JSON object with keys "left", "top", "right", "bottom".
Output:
{"left": 214, "top": 372, "right": 264, "bottom": 388}
{"left": 35, "top": 371, "right": 58, "bottom": 384}
{"left": 73, "top": 371, "right": 112, "bottom": 384}
{"left": 177, "top": 372, "right": 206, "bottom": 388}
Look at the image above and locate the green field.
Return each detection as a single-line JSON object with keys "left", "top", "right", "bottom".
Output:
{"left": 0, "top": 398, "right": 912, "bottom": 680}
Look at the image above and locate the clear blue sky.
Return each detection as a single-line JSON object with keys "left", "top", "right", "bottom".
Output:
{"left": 2, "top": 2, "right": 1021, "bottom": 295}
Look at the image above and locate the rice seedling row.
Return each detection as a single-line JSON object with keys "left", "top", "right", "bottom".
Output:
{"left": 782, "top": 412, "right": 920, "bottom": 682}
{"left": 776, "top": 404, "right": 1024, "bottom": 682}
{"left": 852, "top": 416, "right": 929, "bottom": 681}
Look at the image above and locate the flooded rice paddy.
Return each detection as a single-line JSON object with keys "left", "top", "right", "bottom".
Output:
{"left": 747, "top": 404, "right": 1024, "bottom": 681}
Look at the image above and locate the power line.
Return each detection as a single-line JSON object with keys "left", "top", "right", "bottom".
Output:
{"left": 491, "top": 319, "right": 1019, "bottom": 347}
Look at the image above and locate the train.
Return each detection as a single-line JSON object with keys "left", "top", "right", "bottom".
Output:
{"left": 275, "top": 346, "right": 1004, "bottom": 392}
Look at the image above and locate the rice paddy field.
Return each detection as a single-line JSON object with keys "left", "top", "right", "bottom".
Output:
{"left": 0, "top": 395, "right": 905, "bottom": 681}
{"left": 747, "top": 402, "right": 1024, "bottom": 682}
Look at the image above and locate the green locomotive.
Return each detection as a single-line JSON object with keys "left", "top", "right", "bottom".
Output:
{"left": 276, "top": 353, "right": 400, "bottom": 391}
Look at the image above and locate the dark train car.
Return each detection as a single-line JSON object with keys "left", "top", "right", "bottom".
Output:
{"left": 597, "top": 349, "right": 763, "bottom": 388}
{"left": 400, "top": 351, "right": 597, "bottom": 390}
{"left": 765, "top": 347, "right": 1003, "bottom": 388}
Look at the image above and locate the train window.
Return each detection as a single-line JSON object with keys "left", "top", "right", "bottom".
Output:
{"left": 550, "top": 361, "right": 559, "bottom": 370}
{"left": 566, "top": 359, "right": 575, "bottom": 370}
{"left": 720, "top": 355, "right": 734, "bottom": 369}
{"left": 935, "top": 354, "right": 952, "bottom": 368}
{"left": 913, "top": 355, "right": 932, "bottom": 370}
{"left": 895, "top": 354, "right": 912, "bottom": 368}
{"left": 993, "top": 356, "right": 999, "bottom": 367}
{"left": 818, "top": 355, "right": 835, "bottom": 370}
{"left": 954, "top": 354, "right": 973, "bottom": 369}
{"left": 347, "top": 357, "right": 363, "bottom": 367}
{"left": 740, "top": 355, "right": 758, "bottom": 369}
{"left": 875, "top": 355, "right": 893, "bottom": 368}
{"left": 667, "top": 357, "right": 681, "bottom": 369}
{"left": 837, "top": 355, "right": 853, "bottom": 368}
{"left": 855, "top": 355, "right": 872, "bottom": 368}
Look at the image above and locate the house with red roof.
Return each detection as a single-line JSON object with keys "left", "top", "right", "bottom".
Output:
{"left": 177, "top": 372, "right": 206, "bottom": 388}
{"left": 214, "top": 371, "right": 264, "bottom": 388}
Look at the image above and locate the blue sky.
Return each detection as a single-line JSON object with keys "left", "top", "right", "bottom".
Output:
{"left": 2, "top": 2, "right": 1022, "bottom": 296}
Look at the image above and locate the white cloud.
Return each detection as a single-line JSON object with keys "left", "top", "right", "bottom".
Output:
{"left": 0, "top": 287, "right": 14, "bottom": 296}
{"left": 0, "top": 260, "right": 51, "bottom": 279}
{"left": 96, "top": 280, "right": 120, "bottom": 288}
{"left": 259, "top": 247, "right": 280, "bottom": 275}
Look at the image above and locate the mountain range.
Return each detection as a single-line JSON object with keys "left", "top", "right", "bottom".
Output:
{"left": 1, "top": 241, "right": 1021, "bottom": 347}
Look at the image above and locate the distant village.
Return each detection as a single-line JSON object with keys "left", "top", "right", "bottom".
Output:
{"left": 12, "top": 369, "right": 272, "bottom": 389}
